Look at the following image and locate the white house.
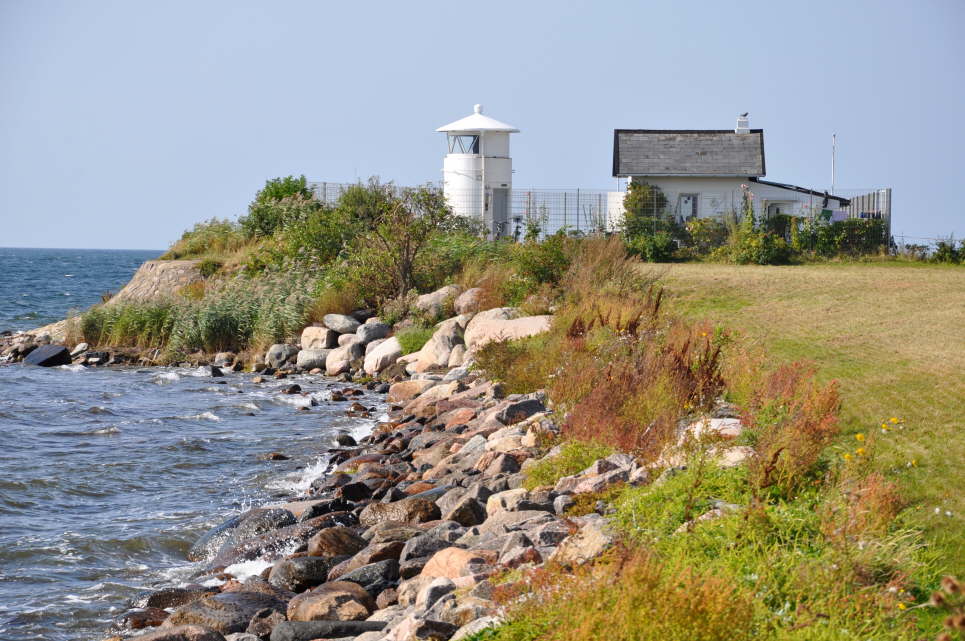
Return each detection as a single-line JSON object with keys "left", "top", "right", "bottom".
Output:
{"left": 612, "top": 115, "right": 851, "bottom": 223}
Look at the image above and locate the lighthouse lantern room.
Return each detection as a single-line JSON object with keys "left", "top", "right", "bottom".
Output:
{"left": 436, "top": 105, "right": 518, "bottom": 238}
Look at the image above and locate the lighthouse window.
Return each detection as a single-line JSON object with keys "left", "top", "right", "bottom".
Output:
{"left": 448, "top": 135, "right": 479, "bottom": 154}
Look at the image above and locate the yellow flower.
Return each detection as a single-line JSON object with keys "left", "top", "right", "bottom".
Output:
{"left": 881, "top": 423, "right": 887, "bottom": 429}
{"left": 855, "top": 447, "right": 866, "bottom": 456}
{"left": 843, "top": 453, "right": 852, "bottom": 461}
{"left": 701, "top": 332, "right": 708, "bottom": 337}
{"left": 897, "top": 603, "right": 906, "bottom": 610}
{"left": 890, "top": 417, "right": 899, "bottom": 424}
{"left": 855, "top": 433, "right": 865, "bottom": 442}
{"left": 911, "top": 459, "right": 918, "bottom": 467}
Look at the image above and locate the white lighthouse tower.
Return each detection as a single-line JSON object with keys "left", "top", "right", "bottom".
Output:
{"left": 436, "top": 104, "right": 519, "bottom": 238}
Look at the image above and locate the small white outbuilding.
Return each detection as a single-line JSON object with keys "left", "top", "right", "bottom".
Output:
{"left": 437, "top": 105, "right": 519, "bottom": 238}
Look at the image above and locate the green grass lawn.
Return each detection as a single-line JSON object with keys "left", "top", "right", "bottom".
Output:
{"left": 660, "top": 261, "right": 965, "bottom": 574}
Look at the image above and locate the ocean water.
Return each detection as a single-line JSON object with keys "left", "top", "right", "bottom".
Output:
{"left": 0, "top": 247, "right": 161, "bottom": 333}
{"left": 0, "top": 249, "right": 382, "bottom": 640}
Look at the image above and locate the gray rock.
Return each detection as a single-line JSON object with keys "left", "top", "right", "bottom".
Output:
{"left": 23, "top": 344, "right": 70, "bottom": 367}
{"left": 268, "top": 556, "right": 336, "bottom": 592}
{"left": 134, "top": 626, "right": 227, "bottom": 641}
{"left": 265, "top": 344, "right": 298, "bottom": 369}
{"left": 442, "top": 496, "right": 486, "bottom": 527}
{"left": 166, "top": 591, "right": 285, "bottom": 635}
{"left": 337, "top": 559, "right": 400, "bottom": 596}
{"left": 268, "top": 621, "right": 385, "bottom": 641}
{"left": 323, "top": 314, "right": 361, "bottom": 335}
{"left": 295, "top": 349, "right": 331, "bottom": 371}
{"left": 451, "top": 616, "right": 502, "bottom": 641}
{"left": 357, "top": 322, "right": 390, "bottom": 344}
{"left": 495, "top": 398, "right": 545, "bottom": 425}
{"left": 69, "top": 342, "right": 88, "bottom": 357}
{"left": 400, "top": 534, "right": 450, "bottom": 563}
{"left": 415, "top": 577, "right": 455, "bottom": 610}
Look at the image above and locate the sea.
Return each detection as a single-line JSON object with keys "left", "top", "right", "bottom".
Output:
{"left": 0, "top": 248, "right": 382, "bottom": 640}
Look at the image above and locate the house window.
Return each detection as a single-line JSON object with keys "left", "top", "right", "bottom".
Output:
{"left": 448, "top": 135, "right": 479, "bottom": 154}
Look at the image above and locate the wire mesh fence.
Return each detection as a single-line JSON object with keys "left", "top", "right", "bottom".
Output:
{"left": 307, "top": 181, "right": 625, "bottom": 238}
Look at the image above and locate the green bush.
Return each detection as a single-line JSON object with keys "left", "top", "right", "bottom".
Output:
{"left": 240, "top": 175, "right": 313, "bottom": 238}
{"left": 523, "top": 440, "right": 614, "bottom": 490}
{"left": 623, "top": 181, "right": 669, "bottom": 238}
{"left": 197, "top": 259, "right": 222, "bottom": 278}
{"left": 932, "top": 238, "right": 961, "bottom": 264}
{"left": 729, "top": 230, "right": 790, "bottom": 265}
{"left": 627, "top": 231, "right": 676, "bottom": 262}
{"left": 395, "top": 325, "right": 434, "bottom": 355}
{"left": 161, "top": 218, "right": 246, "bottom": 260}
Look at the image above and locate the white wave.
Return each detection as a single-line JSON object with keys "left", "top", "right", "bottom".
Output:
{"left": 222, "top": 557, "right": 275, "bottom": 582}
{"left": 266, "top": 455, "right": 330, "bottom": 495}
{"left": 59, "top": 364, "right": 86, "bottom": 372}
{"left": 179, "top": 411, "right": 221, "bottom": 422}
{"left": 86, "top": 426, "right": 121, "bottom": 435}
{"left": 273, "top": 394, "right": 314, "bottom": 409}
{"left": 153, "top": 372, "right": 180, "bottom": 384}
{"left": 238, "top": 402, "right": 260, "bottom": 411}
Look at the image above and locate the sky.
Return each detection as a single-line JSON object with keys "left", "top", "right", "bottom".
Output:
{"left": 1, "top": 0, "right": 963, "bottom": 249}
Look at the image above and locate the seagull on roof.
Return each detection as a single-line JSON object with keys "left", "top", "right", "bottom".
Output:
{"left": 740, "top": 112, "right": 749, "bottom": 117}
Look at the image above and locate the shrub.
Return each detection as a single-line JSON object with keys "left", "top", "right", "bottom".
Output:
{"left": 395, "top": 325, "right": 434, "bottom": 355}
{"left": 197, "top": 259, "right": 222, "bottom": 278}
{"left": 622, "top": 181, "right": 670, "bottom": 238}
{"left": 240, "top": 175, "right": 313, "bottom": 238}
{"left": 523, "top": 440, "right": 613, "bottom": 490}
{"left": 627, "top": 231, "right": 676, "bottom": 262}
{"left": 743, "top": 362, "right": 841, "bottom": 498}
{"left": 161, "top": 218, "right": 247, "bottom": 260}
{"left": 729, "top": 229, "right": 791, "bottom": 265}
{"left": 685, "top": 217, "right": 729, "bottom": 255}
{"left": 932, "top": 238, "right": 962, "bottom": 264}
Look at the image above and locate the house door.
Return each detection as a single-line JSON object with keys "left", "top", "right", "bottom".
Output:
{"left": 678, "top": 194, "right": 699, "bottom": 221}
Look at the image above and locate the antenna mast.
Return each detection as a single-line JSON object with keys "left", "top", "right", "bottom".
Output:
{"left": 831, "top": 133, "right": 836, "bottom": 195}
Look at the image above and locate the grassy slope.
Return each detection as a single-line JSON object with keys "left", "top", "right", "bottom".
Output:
{"left": 661, "top": 261, "right": 965, "bottom": 573}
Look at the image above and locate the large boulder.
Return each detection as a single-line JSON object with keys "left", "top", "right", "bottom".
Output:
{"left": 300, "top": 326, "right": 337, "bottom": 350}
{"left": 132, "top": 625, "right": 225, "bottom": 641}
{"left": 464, "top": 313, "right": 552, "bottom": 353}
{"left": 363, "top": 336, "right": 402, "bottom": 376}
{"left": 357, "top": 322, "right": 390, "bottom": 344}
{"left": 307, "top": 526, "right": 368, "bottom": 558}
{"left": 411, "top": 317, "right": 468, "bottom": 373}
{"left": 420, "top": 547, "right": 490, "bottom": 579}
{"left": 295, "top": 349, "right": 331, "bottom": 371}
{"left": 549, "top": 516, "right": 614, "bottom": 566}
{"left": 325, "top": 341, "right": 365, "bottom": 376}
{"left": 358, "top": 498, "right": 440, "bottom": 528}
{"left": 23, "top": 344, "right": 70, "bottom": 367}
{"left": 268, "top": 556, "right": 337, "bottom": 592}
{"left": 415, "top": 285, "right": 462, "bottom": 319}
{"left": 268, "top": 620, "right": 385, "bottom": 641}
{"left": 286, "top": 581, "right": 375, "bottom": 622}
{"left": 323, "top": 314, "right": 361, "bottom": 335}
{"left": 453, "top": 288, "right": 483, "bottom": 315}
{"left": 165, "top": 592, "right": 285, "bottom": 634}
{"left": 386, "top": 380, "right": 437, "bottom": 403}
{"left": 265, "top": 344, "right": 298, "bottom": 369}
{"left": 188, "top": 509, "right": 295, "bottom": 562}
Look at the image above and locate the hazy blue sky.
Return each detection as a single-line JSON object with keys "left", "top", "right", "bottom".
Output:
{"left": 1, "top": 0, "right": 963, "bottom": 249}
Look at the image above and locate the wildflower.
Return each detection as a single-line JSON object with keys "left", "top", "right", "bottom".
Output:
{"left": 881, "top": 427, "right": 889, "bottom": 433}
{"left": 855, "top": 433, "right": 865, "bottom": 442}
{"left": 842, "top": 453, "right": 852, "bottom": 461}
{"left": 855, "top": 447, "right": 866, "bottom": 456}
{"left": 700, "top": 332, "right": 708, "bottom": 337}
{"left": 897, "top": 603, "right": 906, "bottom": 610}
{"left": 912, "top": 459, "right": 918, "bottom": 467}
{"left": 890, "top": 417, "right": 899, "bottom": 424}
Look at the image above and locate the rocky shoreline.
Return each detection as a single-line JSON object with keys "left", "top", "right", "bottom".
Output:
{"left": 6, "top": 285, "right": 747, "bottom": 641}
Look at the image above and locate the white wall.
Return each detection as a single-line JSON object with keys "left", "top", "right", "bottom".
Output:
{"left": 626, "top": 175, "right": 837, "bottom": 222}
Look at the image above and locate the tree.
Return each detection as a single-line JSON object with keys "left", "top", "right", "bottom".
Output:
{"left": 350, "top": 182, "right": 462, "bottom": 298}
{"left": 622, "top": 181, "right": 669, "bottom": 238}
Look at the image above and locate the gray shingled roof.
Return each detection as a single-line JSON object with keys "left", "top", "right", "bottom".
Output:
{"left": 613, "top": 129, "right": 766, "bottom": 177}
